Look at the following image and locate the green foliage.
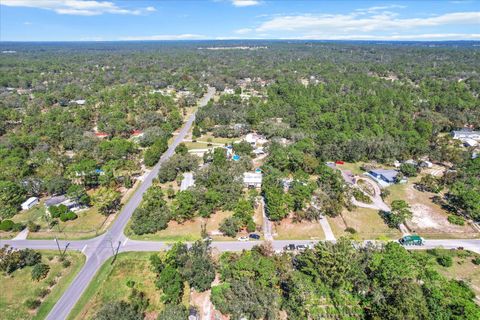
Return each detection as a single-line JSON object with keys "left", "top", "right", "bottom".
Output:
{"left": 416, "top": 174, "right": 443, "bottom": 193}
{"left": 31, "top": 263, "right": 50, "bottom": 281}
{"left": 131, "top": 187, "right": 170, "bottom": 235}
{"left": 92, "top": 187, "right": 121, "bottom": 215}
{"left": 93, "top": 301, "right": 143, "bottom": 320}
{"left": 353, "top": 189, "right": 372, "bottom": 204}
{"left": 219, "top": 217, "right": 241, "bottom": 238}
{"left": 144, "top": 138, "right": 168, "bottom": 167}
{"left": 0, "top": 181, "right": 26, "bottom": 218}
{"left": 381, "top": 200, "right": 413, "bottom": 228}
{"left": 0, "top": 246, "right": 42, "bottom": 274}
{"left": 400, "top": 163, "right": 418, "bottom": 177}
{"left": 24, "top": 298, "right": 41, "bottom": 310}
{"left": 157, "top": 154, "right": 198, "bottom": 183}
{"left": 448, "top": 215, "right": 465, "bottom": 226}
{"left": 174, "top": 143, "right": 188, "bottom": 156}
{"left": 157, "top": 304, "right": 189, "bottom": 320}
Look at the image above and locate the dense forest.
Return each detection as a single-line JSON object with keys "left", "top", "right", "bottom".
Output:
{"left": 1, "top": 40, "right": 479, "bottom": 223}
{"left": 92, "top": 239, "right": 480, "bottom": 320}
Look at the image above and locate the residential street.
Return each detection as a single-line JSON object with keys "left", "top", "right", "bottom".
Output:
{"left": 0, "top": 86, "right": 478, "bottom": 319}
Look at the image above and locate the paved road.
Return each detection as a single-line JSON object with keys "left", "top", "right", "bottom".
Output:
{"left": 21, "top": 87, "right": 215, "bottom": 320}
{"left": 0, "top": 87, "right": 479, "bottom": 318}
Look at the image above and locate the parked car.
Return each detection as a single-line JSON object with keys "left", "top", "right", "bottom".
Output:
{"left": 249, "top": 233, "right": 260, "bottom": 240}
{"left": 296, "top": 244, "right": 307, "bottom": 251}
{"left": 284, "top": 244, "right": 296, "bottom": 251}
{"left": 238, "top": 236, "right": 249, "bottom": 242}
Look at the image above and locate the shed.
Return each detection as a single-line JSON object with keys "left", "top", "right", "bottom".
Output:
{"left": 243, "top": 172, "right": 262, "bottom": 188}
{"left": 21, "top": 197, "right": 39, "bottom": 210}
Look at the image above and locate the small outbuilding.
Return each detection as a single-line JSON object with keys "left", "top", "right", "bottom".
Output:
{"left": 243, "top": 172, "right": 262, "bottom": 188}
{"left": 21, "top": 197, "right": 39, "bottom": 210}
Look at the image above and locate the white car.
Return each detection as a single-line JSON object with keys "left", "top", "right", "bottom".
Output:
{"left": 237, "top": 236, "right": 249, "bottom": 242}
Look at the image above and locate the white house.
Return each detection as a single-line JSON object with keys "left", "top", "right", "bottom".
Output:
{"left": 243, "top": 172, "right": 262, "bottom": 188}
{"left": 452, "top": 130, "right": 480, "bottom": 142}
{"left": 464, "top": 139, "right": 478, "bottom": 147}
{"left": 245, "top": 133, "right": 268, "bottom": 147}
{"left": 21, "top": 197, "right": 39, "bottom": 210}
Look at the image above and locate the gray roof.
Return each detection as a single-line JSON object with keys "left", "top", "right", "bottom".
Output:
{"left": 370, "top": 169, "right": 398, "bottom": 181}
{"left": 45, "top": 195, "right": 67, "bottom": 207}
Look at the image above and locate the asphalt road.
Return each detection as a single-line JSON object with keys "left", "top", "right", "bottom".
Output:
{"left": 17, "top": 87, "right": 215, "bottom": 320}
{"left": 1, "top": 86, "right": 479, "bottom": 319}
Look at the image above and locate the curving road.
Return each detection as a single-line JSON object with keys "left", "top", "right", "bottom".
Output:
{"left": 1, "top": 87, "right": 479, "bottom": 319}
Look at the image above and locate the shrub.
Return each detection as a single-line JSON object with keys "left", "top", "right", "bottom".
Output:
{"left": 219, "top": 217, "right": 241, "bottom": 237}
{"left": 59, "top": 211, "right": 77, "bottom": 222}
{"left": 0, "top": 219, "right": 14, "bottom": 231}
{"left": 24, "top": 298, "right": 41, "bottom": 310}
{"left": 27, "top": 221, "right": 40, "bottom": 232}
{"left": 472, "top": 257, "right": 480, "bottom": 265}
{"left": 345, "top": 227, "right": 357, "bottom": 234}
{"left": 437, "top": 254, "right": 453, "bottom": 267}
{"left": 32, "top": 263, "right": 50, "bottom": 281}
{"left": 62, "top": 259, "right": 71, "bottom": 268}
{"left": 36, "top": 288, "right": 51, "bottom": 298}
{"left": 353, "top": 189, "right": 372, "bottom": 204}
{"left": 448, "top": 215, "right": 465, "bottom": 226}
{"left": 126, "top": 279, "right": 136, "bottom": 288}
{"left": 47, "top": 278, "right": 57, "bottom": 287}
{"left": 11, "top": 222, "right": 25, "bottom": 232}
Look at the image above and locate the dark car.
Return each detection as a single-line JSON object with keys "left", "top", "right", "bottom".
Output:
{"left": 284, "top": 244, "right": 296, "bottom": 251}
{"left": 249, "top": 233, "right": 260, "bottom": 240}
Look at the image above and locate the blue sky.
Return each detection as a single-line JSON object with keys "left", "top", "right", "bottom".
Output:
{"left": 1, "top": 1, "right": 479, "bottom": 41}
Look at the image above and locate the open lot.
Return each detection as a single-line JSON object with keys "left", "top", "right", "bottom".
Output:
{"left": 386, "top": 177, "right": 479, "bottom": 239}
{"left": 273, "top": 217, "right": 325, "bottom": 240}
{"left": 68, "top": 252, "right": 165, "bottom": 320}
{"left": 328, "top": 207, "right": 402, "bottom": 240}
{"left": 0, "top": 250, "right": 85, "bottom": 320}
{"left": 126, "top": 210, "right": 235, "bottom": 242}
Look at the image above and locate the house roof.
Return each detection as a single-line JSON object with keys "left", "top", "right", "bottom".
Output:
{"left": 243, "top": 172, "right": 262, "bottom": 183}
{"left": 22, "top": 197, "right": 38, "bottom": 206}
{"left": 45, "top": 195, "right": 67, "bottom": 207}
{"left": 370, "top": 169, "right": 398, "bottom": 181}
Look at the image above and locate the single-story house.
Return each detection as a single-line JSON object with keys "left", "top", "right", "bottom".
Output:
{"left": 243, "top": 172, "right": 262, "bottom": 188}
{"left": 452, "top": 130, "right": 480, "bottom": 141}
{"left": 44, "top": 195, "right": 67, "bottom": 207}
{"left": 369, "top": 169, "right": 399, "bottom": 184}
{"left": 21, "top": 197, "right": 39, "bottom": 210}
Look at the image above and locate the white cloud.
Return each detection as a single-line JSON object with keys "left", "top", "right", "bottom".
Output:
{"left": 23, "top": 21, "right": 33, "bottom": 25}
{"left": 288, "top": 33, "right": 480, "bottom": 40}
{"left": 255, "top": 11, "right": 480, "bottom": 34}
{"left": 1, "top": 0, "right": 156, "bottom": 16}
{"left": 235, "top": 28, "right": 253, "bottom": 34}
{"left": 232, "top": 0, "right": 260, "bottom": 7}
{"left": 119, "top": 34, "right": 206, "bottom": 41}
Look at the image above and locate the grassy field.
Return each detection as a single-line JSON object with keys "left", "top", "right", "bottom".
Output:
{"left": 68, "top": 252, "right": 164, "bottom": 320}
{"left": 328, "top": 207, "right": 402, "bottom": 240}
{"left": 126, "top": 210, "right": 234, "bottom": 242}
{"left": 0, "top": 250, "right": 85, "bottom": 320}
{"left": 27, "top": 207, "right": 109, "bottom": 240}
{"left": 426, "top": 250, "right": 480, "bottom": 302}
{"left": 273, "top": 217, "right": 325, "bottom": 240}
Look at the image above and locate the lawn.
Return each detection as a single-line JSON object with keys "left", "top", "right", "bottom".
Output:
{"left": 27, "top": 207, "right": 110, "bottom": 240}
{"left": 0, "top": 250, "right": 85, "bottom": 320}
{"left": 336, "top": 162, "right": 366, "bottom": 175}
{"left": 126, "top": 210, "right": 234, "bottom": 242}
{"left": 68, "top": 252, "right": 164, "bottom": 320}
{"left": 273, "top": 217, "right": 325, "bottom": 240}
{"left": 328, "top": 207, "right": 402, "bottom": 240}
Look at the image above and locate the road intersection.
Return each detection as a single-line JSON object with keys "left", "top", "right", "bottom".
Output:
{"left": 1, "top": 87, "right": 479, "bottom": 319}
